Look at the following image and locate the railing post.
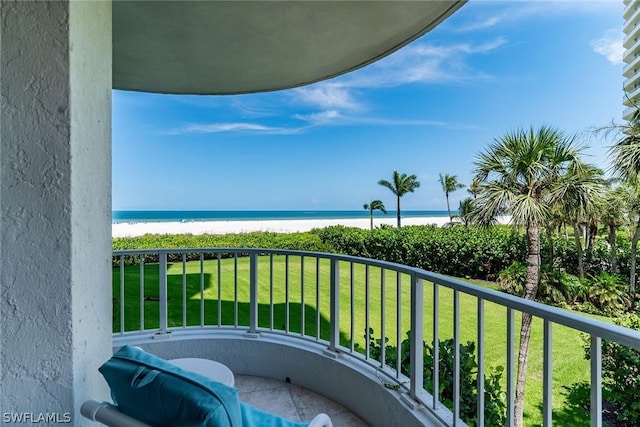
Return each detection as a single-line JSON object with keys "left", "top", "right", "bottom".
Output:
{"left": 477, "top": 298, "right": 485, "bottom": 427}
{"left": 506, "top": 308, "right": 515, "bottom": 426}
{"left": 590, "top": 335, "right": 602, "bottom": 427}
{"left": 247, "top": 252, "right": 259, "bottom": 337}
{"left": 325, "top": 258, "right": 340, "bottom": 357}
{"left": 453, "top": 290, "right": 460, "bottom": 425}
{"left": 543, "top": 320, "right": 553, "bottom": 427}
{"left": 119, "top": 255, "right": 125, "bottom": 334}
{"left": 155, "top": 252, "right": 170, "bottom": 339}
{"left": 409, "top": 274, "right": 424, "bottom": 401}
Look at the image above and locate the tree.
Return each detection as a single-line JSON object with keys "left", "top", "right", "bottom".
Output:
{"left": 468, "top": 178, "right": 482, "bottom": 199}
{"left": 600, "top": 184, "right": 626, "bottom": 274}
{"left": 378, "top": 171, "right": 420, "bottom": 227}
{"left": 606, "top": 103, "right": 640, "bottom": 295}
{"left": 608, "top": 102, "right": 640, "bottom": 179}
{"left": 363, "top": 200, "right": 387, "bottom": 230}
{"left": 617, "top": 175, "right": 640, "bottom": 295}
{"left": 439, "top": 173, "right": 465, "bottom": 222}
{"left": 473, "top": 126, "right": 584, "bottom": 427}
{"left": 552, "top": 163, "right": 606, "bottom": 279}
{"left": 456, "top": 197, "right": 475, "bottom": 226}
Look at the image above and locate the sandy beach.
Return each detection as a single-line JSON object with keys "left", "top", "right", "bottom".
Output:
{"left": 112, "top": 216, "right": 474, "bottom": 238}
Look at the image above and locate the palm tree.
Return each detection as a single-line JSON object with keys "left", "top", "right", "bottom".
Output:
{"left": 439, "top": 173, "right": 465, "bottom": 222}
{"left": 552, "top": 163, "right": 606, "bottom": 279}
{"left": 609, "top": 102, "right": 640, "bottom": 178}
{"left": 606, "top": 102, "right": 640, "bottom": 295}
{"left": 600, "top": 184, "right": 626, "bottom": 274}
{"left": 468, "top": 177, "right": 482, "bottom": 199}
{"left": 473, "top": 126, "right": 584, "bottom": 427}
{"left": 457, "top": 197, "right": 475, "bottom": 226}
{"left": 617, "top": 175, "right": 640, "bottom": 295}
{"left": 378, "top": 170, "right": 420, "bottom": 227}
{"left": 363, "top": 200, "right": 387, "bottom": 230}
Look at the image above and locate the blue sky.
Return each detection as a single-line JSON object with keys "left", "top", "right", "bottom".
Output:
{"left": 113, "top": 1, "right": 625, "bottom": 211}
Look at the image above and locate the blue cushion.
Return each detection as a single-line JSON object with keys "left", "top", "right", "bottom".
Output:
{"left": 99, "top": 345, "right": 242, "bottom": 427}
{"left": 240, "top": 404, "right": 306, "bottom": 427}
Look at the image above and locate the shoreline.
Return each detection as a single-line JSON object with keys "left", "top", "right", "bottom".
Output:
{"left": 112, "top": 216, "right": 511, "bottom": 238}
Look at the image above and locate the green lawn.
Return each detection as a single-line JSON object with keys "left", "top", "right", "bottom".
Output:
{"left": 113, "top": 255, "right": 595, "bottom": 426}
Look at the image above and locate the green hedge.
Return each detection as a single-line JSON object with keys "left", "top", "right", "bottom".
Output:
{"left": 113, "top": 231, "right": 330, "bottom": 252}
{"left": 112, "top": 231, "right": 331, "bottom": 266}
{"left": 112, "top": 225, "right": 631, "bottom": 285}
{"left": 312, "top": 225, "right": 527, "bottom": 281}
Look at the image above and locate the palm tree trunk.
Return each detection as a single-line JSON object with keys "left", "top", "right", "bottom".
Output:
{"left": 587, "top": 221, "right": 597, "bottom": 254}
{"left": 609, "top": 223, "right": 618, "bottom": 274}
{"left": 396, "top": 195, "right": 401, "bottom": 228}
{"left": 572, "top": 222, "right": 584, "bottom": 279}
{"left": 630, "top": 218, "right": 640, "bottom": 296}
{"left": 446, "top": 192, "right": 452, "bottom": 222}
{"left": 514, "top": 222, "right": 541, "bottom": 427}
{"left": 545, "top": 227, "right": 554, "bottom": 271}
{"left": 370, "top": 210, "right": 374, "bottom": 230}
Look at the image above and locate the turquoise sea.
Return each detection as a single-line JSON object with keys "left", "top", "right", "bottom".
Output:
{"left": 112, "top": 210, "right": 450, "bottom": 223}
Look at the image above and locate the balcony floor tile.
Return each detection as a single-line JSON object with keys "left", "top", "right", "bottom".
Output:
{"left": 235, "top": 375, "right": 370, "bottom": 426}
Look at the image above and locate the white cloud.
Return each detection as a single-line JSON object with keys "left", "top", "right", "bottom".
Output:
{"left": 291, "top": 82, "right": 361, "bottom": 110}
{"left": 172, "top": 122, "right": 302, "bottom": 135}
{"left": 343, "top": 37, "right": 506, "bottom": 88}
{"left": 294, "top": 110, "right": 341, "bottom": 125}
{"left": 591, "top": 29, "right": 624, "bottom": 65}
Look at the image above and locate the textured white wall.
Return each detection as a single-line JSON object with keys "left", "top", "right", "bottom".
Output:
{"left": 69, "top": 0, "right": 113, "bottom": 420}
{"left": 0, "top": 1, "right": 111, "bottom": 423}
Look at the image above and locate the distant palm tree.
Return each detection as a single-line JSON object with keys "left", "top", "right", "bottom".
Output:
{"left": 457, "top": 197, "right": 475, "bottom": 226}
{"left": 468, "top": 177, "right": 482, "bottom": 199}
{"left": 363, "top": 200, "right": 387, "bottom": 230}
{"left": 378, "top": 170, "right": 420, "bottom": 227}
{"left": 439, "top": 173, "right": 465, "bottom": 222}
{"left": 473, "top": 126, "right": 584, "bottom": 427}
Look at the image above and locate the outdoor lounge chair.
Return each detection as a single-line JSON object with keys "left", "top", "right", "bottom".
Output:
{"left": 81, "top": 346, "right": 333, "bottom": 427}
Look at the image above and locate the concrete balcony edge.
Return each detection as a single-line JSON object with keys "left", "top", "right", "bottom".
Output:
{"left": 113, "top": 329, "right": 451, "bottom": 427}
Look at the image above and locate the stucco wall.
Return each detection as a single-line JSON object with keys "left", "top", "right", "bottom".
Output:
{"left": 0, "top": 1, "right": 111, "bottom": 423}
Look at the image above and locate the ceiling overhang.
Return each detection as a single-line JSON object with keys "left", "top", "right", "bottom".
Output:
{"left": 112, "top": 1, "right": 466, "bottom": 95}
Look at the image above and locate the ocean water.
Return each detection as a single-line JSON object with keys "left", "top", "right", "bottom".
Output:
{"left": 112, "top": 210, "right": 450, "bottom": 223}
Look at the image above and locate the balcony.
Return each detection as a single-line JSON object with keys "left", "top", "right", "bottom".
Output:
{"left": 623, "top": 105, "right": 637, "bottom": 121}
{"left": 624, "top": 0, "right": 639, "bottom": 21}
{"left": 112, "top": 248, "right": 640, "bottom": 426}
{"left": 624, "top": 21, "right": 640, "bottom": 51}
{"left": 623, "top": 51, "right": 640, "bottom": 78}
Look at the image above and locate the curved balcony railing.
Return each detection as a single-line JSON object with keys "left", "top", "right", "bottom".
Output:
{"left": 112, "top": 248, "right": 640, "bottom": 427}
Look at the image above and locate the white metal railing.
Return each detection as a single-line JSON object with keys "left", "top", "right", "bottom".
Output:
{"left": 112, "top": 248, "right": 640, "bottom": 427}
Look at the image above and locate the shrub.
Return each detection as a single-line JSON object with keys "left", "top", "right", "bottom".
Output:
{"left": 587, "top": 272, "right": 631, "bottom": 315}
{"left": 112, "top": 231, "right": 331, "bottom": 266}
{"left": 366, "top": 329, "right": 506, "bottom": 426}
{"left": 497, "top": 261, "right": 527, "bottom": 297}
{"left": 539, "top": 269, "right": 585, "bottom": 305}
{"left": 314, "top": 225, "right": 527, "bottom": 281}
{"left": 498, "top": 262, "right": 584, "bottom": 305}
